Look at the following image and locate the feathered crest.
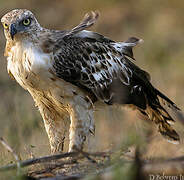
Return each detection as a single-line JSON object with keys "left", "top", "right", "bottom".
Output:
{"left": 65, "top": 11, "right": 99, "bottom": 37}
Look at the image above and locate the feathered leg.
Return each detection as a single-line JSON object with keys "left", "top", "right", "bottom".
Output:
{"left": 40, "top": 107, "right": 69, "bottom": 153}
{"left": 68, "top": 94, "right": 94, "bottom": 152}
{"left": 29, "top": 89, "right": 70, "bottom": 154}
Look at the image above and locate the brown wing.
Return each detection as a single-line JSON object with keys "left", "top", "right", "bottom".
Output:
{"left": 49, "top": 12, "right": 180, "bottom": 143}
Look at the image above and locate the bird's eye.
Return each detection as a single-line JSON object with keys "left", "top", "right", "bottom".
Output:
{"left": 22, "top": 18, "right": 31, "bottom": 26}
{"left": 3, "top": 23, "right": 9, "bottom": 29}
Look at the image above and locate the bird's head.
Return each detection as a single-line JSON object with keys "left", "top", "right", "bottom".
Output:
{"left": 1, "top": 9, "right": 42, "bottom": 41}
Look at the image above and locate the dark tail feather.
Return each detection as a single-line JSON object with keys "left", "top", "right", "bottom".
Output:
{"left": 158, "top": 121, "right": 179, "bottom": 144}
{"left": 143, "top": 105, "right": 180, "bottom": 143}
{"left": 155, "top": 88, "right": 180, "bottom": 111}
{"left": 142, "top": 88, "right": 180, "bottom": 143}
{"left": 129, "top": 78, "right": 180, "bottom": 143}
{"left": 114, "top": 80, "right": 181, "bottom": 143}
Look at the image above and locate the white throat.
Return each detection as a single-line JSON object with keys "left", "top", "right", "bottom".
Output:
{"left": 7, "top": 40, "right": 53, "bottom": 90}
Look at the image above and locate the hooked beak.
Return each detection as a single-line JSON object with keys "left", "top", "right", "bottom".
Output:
{"left": 10, "top": 24, "right": 17, "bottom": 40}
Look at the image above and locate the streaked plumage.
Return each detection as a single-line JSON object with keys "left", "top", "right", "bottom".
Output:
{"left": 1, "top": 9, "right": 180, "bottom": 153}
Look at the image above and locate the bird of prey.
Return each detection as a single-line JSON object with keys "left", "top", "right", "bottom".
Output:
{"left": 1, "top": 9, "right": 180, "bottom": 153}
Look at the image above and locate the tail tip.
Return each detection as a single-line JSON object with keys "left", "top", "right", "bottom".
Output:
{"left": 167, "top": 139, "right": 180, "bottom": 145}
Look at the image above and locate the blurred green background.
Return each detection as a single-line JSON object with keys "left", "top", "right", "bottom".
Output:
{"left": 0, "top": 0, "right": 184, "bottom": 165}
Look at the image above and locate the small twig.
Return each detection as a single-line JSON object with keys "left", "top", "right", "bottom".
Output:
{"left": 77, "top": 149, "right": 97, "bottom": 163}
{"left": 0, "top": 137, "right": 21, "bottom": 174}
{"left": 0, "top": 151, "right": 78, "bottom": 172}
{"left": 0, "top": 151, "right": 111, "bottom": 172}
{"left": 143, "top": 155, "right": 184, "bottom": 164}
{"left": 28, "top": 158, "right": 79, "bottom": 177}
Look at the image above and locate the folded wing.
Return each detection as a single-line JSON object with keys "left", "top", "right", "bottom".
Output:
{"left": 51, "top": 13, "right": 180, "bottom": 143}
